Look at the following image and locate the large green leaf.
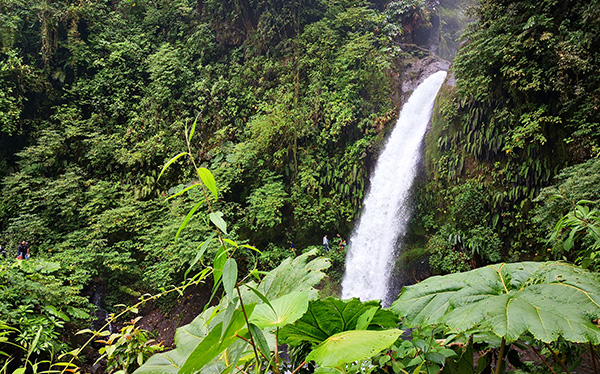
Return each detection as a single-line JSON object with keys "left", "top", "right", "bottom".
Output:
{"left": 213, "top": 246, "right": 227, "bottom": 288}
{"left": 232, "top": 249, "right": 329, "bottom": 307}
{"left": 166, "top": 183, "right": 202, "bottom": 202}
{"left": 209, "top": 211, "right": 227, "bottom": 234}
{"left": 185, "top": 235, "right": 216, "bottom": 279}
{"left": 391, "top": 261, "right": 600, "bottom": 343}
{"left": 180, "top": 306, "right": 252, "bottom": 374}
{"left": 158, "top": 152, "right": 189, "bottom": 181}
{"left": 188, "top": 113, "right": 199, "bottom": 143}
{"left": 356, "top": 307, "right": 378, "bottom": 330}
{"left": 18, "top": 259, "right": 61, "bottom": 274}
{"left": 306, "top": 329, "right": 403, "bottom": 367}
{"left": 253, "top": 248, "right": 330, "bottom": 300}
{"left": 280, "top": 297, "right": 399, "bottom": 346}
{"left": 134, "top": 305, "right": 253, "bottom": 374}
{"left": 175, "top": 200, "right": 204, "bottom": 241}
{"left": 249, "top": 291, "right": 309, "bottom": 329}
{"left": 248, "top": 323, "right": 272, "bottom": 360}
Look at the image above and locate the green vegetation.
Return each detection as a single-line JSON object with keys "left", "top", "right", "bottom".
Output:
{"left": 0, "top": 0, "right": 432, "bottom": 293}
{"left": 0, "top": 259, "right": 92, "bottom": 367}
{"left": 0, "top": 1, "right": 432, "bottom": 369}
{"left": 420, "top": 0, "right": 600, "bottom": 274}
{"left": 96, "top": 318, "right": 165, "bottom": 374}
{"left": 1, "top": 0, "right": 600, "bottom": 373}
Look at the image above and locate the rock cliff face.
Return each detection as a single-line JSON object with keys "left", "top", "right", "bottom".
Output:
{"left": 390, "top": 0, "right": 461, "bottom": 106}
{"left": 391, "top": 0, "right": 473, "bottom": 98}
{"left": 400, "top": 56, "right": 450, "bottom": 99}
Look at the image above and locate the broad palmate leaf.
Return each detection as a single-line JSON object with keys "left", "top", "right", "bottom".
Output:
{"left": 253, "top": 248, "right": 330, "bottom": 300}
{"left": 221, "top": 248, "right": 330, "bottom": 306}
{"left": 280, "top": 297, "right": 399, "bottom": 346}
{"left": 391, "top": 261, "right": 600, "bottom": 343}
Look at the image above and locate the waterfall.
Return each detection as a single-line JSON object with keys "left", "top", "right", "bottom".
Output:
{"left": 341, "top": 70, "right": 447, "bottom": 305}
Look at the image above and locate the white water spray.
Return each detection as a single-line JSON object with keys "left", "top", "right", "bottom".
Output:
{"left": 341, "top": 71, "right": 447, "bottom": 304}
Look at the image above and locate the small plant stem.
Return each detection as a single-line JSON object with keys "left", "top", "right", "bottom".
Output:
{"left": 185, "top": 130, "right": 235, "bottom": 265}
{"left": 590, "top": 342, "right": 598, "bottom": 374}
{"left": 545, "top": 343, "right": 571, "bottom": 374}
{"left": 237, "top": 261, "right": 259, "bottom": 285}
{"left": 236, "top": 334, "right": 251, "bottom": 344}
{"left": 291, "top": 361, "right": 306, "bottom": 374}
{"left": 530, "top": 345, "right": 557, "bottom": 374}
{"left": 495, "top": 337, "right": 506, "bottom": 374}
{"left": 425, "top": 330, "right": 435, "bottom": 374}
{"left": 235, "top": 335, "right": 271, "bottom": 363}
{"left": 274, "top": 328, "right": 280, "bottom": 374}
{"left": 236, "top": 286, "right": 262, "bottom": 370}
{"left": 236, "top": 366, "right": 250, "bottom": 374}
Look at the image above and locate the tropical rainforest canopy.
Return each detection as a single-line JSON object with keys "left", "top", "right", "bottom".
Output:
{"left": 1, "top": 0, "right": 599, "bottom": 373}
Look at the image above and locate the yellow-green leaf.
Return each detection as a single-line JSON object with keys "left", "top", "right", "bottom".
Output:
{"left": 158, "top": 152, "right": 188, "bottom": 182}
{"left": 198, "top": 167, "right": 218, "bottom": 199}
{"left": 306, "top": 329, "right": 403, "bottom": 367}
{"left": 250, "top": 291, "right": 309, "bottom": 329}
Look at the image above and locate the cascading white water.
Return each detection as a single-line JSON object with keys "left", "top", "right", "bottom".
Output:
{"left": 341, "top": 70, "right": 447, "bottom": 304}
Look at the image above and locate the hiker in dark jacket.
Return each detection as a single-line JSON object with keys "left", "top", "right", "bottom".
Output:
{"left": 17, "top": 241, "right": 29, "bottom": 259}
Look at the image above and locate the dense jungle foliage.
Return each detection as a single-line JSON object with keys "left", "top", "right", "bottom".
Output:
{"left": 420, "top": 0, "right": 600, "bottom": 274}
{"left": 0, "top": 0, "right": 436, "bottom": 370}
{"left": 0, "top": 0, "right": 433, "bottom": 297}
{"left": 2, "top": 0, "right": 600, "bottom": 372}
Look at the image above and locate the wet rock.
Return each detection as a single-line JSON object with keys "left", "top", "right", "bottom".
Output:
{"left": 400, "top": 56, "right": 451, "bottom": 100}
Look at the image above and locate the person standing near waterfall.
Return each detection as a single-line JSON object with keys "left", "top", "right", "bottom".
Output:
{"left": 17, "top": 241, "right": 29, "bottom": 259}
{"left": 337, "top": 233, "right": 347, "bottom": 251}
{"left": 323, "top": 235, "right": 330, "bottom": 252}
